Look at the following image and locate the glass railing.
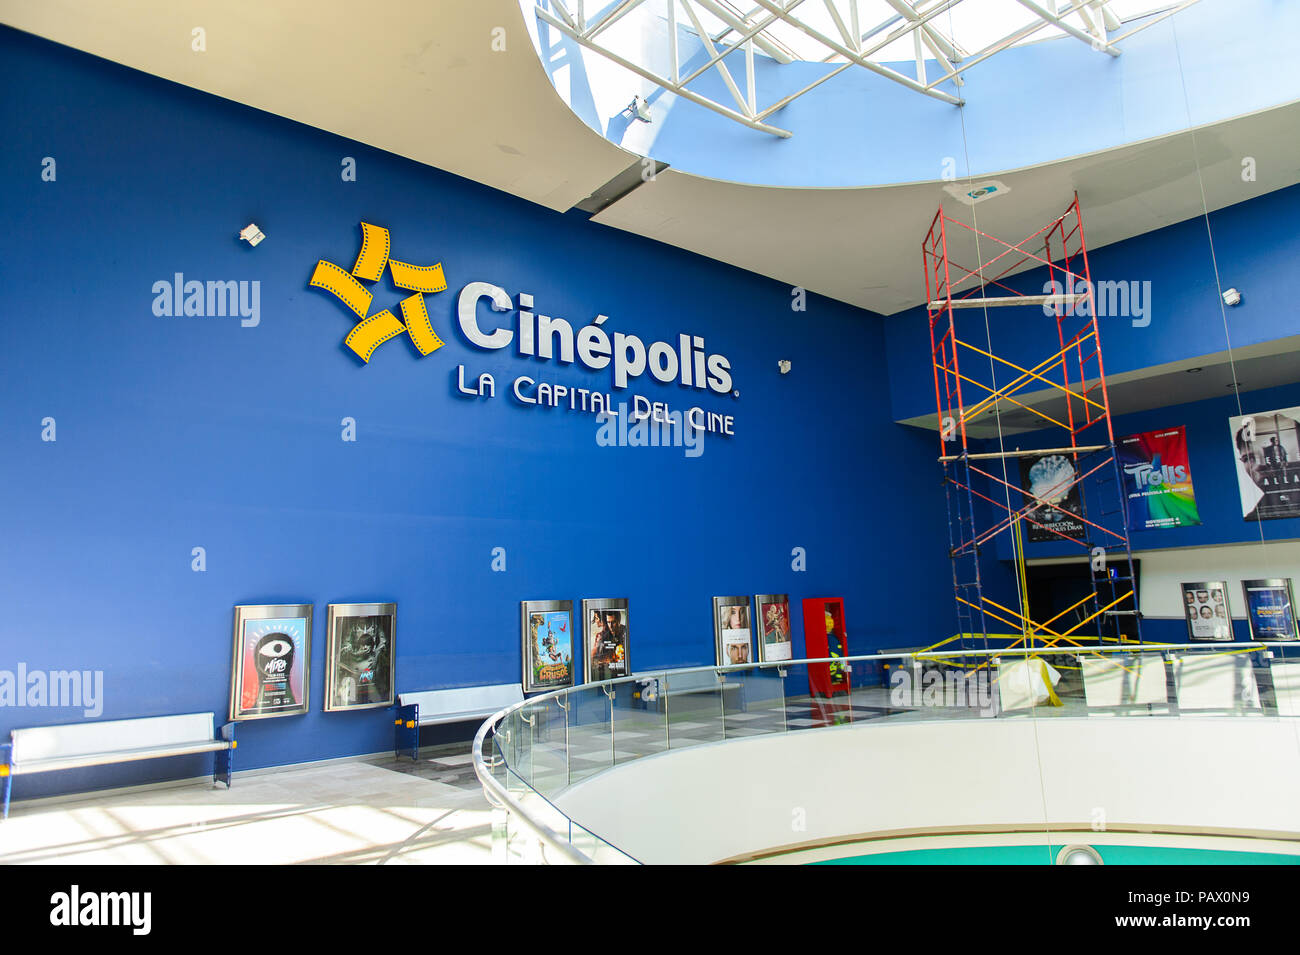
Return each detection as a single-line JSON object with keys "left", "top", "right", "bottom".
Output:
{"left": 472, "top": 641, "right": 1300, "bottom": 864}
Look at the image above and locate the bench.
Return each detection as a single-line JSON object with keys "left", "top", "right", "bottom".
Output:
{"left": 1, "top": 712, "right": 236, "bottom": 819}
{"left": 394, "top": 684, "right": 524, "bottom": 760}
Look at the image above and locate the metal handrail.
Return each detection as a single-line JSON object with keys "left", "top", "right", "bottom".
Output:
{"left": 471, "top": 642, "right": 1294, "bottom": 864}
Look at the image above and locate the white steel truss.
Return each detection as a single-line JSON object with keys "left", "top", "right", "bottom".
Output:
{"left": 530, "top": 0, "right": 1203, "bottom": 137}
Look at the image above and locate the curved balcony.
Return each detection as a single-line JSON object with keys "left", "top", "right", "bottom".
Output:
{"left": 474, "top": 643, "right": 1300, "bottom": 864}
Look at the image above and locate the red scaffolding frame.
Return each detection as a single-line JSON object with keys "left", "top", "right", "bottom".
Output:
{"left": 921, "top": 194, "right": 1142, "bottom": 654}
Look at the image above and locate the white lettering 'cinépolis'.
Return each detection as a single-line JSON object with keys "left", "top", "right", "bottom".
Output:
{"left": 457, "top": 283, "right": 733, "bottom": 395}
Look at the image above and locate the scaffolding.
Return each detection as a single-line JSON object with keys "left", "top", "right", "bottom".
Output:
{"left": 921, "top": 194, "right": 1142, "bottom": 655}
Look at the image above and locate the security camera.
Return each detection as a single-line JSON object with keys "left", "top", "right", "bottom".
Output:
{"left": 239, "top": 223, "right": 265, "bottom": 246}
{"left": 1222, "top": 288, "right": 1242, "bottom": 306}
{"left": 778, "top": 360, "right": 791, "bottom": 375}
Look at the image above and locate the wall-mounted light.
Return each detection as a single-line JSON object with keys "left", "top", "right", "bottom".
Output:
{"left": 239, "top": 223, "right": 265, "bottom": 246}
{"left": 778, "top": 360, "right": 791, "bottom": 375}
{"left": 1222, "top": 287, "right": 1242, "bottom": 306}
{"left": 625, "top": 95, "right": 652, "bottom": 123}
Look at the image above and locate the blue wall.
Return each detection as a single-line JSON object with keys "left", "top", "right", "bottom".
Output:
{"left": 886, "top": 183, "right": 1300, "bottom": 423}
{"left": 0, "top": 27, "right": 957, "bottom": 796}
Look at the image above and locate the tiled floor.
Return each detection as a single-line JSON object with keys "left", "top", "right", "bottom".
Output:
{"left": 0, "top": 743, "right": 494, "bottom": 865}
{"left": 0, "top": 682, "right": 1123, "bottom": 865}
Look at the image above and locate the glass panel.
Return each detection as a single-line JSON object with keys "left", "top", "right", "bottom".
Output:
{"left": 661, "top": 669, "right": 725, "bottom": 748}
{"left": 566, "top": 684, "right": 614, "bottom": 785}
{"left": 523, "top": 696, "right": 569, "bottom": 800}
{"left": 611, "top": 676, "right": 667, "bottom": 765}
{"left": 722, "top": 665, "right": 785, "bottom": 738}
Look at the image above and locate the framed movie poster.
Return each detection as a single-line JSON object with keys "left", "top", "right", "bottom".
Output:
{"left": 324, "top": 602, "right": 395, "bottom": 711}
{"left": 230, "top": 603, "right": 312, "bottom": 721}
{"left": 713, "top": 596, "right": 753, "bottom": 666}
{"left": 522, "top": 600, "right": 574, "bottom": 693}
{"left": 1118, "top": 427, "right": 1201, "bottom": 529}
{"left": 754, "top": 594, "right": 793, "bottom": 663}
{"left": 1229, "top": 408, "right": 1300, "bottom": 521}
{"left": 1241, "top": 579, "right": 1299, "bottom": 642}
{"left": 1180, "top": 581, "right": 1232, "bottom": 642}
{"left": 1019, "top": 452, "right": 1085, "bottom": 543}
{"left": 582, "top": 598, "right": 629, "bottom": 683}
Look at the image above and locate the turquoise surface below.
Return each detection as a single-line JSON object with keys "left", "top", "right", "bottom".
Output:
{"left": 812, "top": 845, "right": 1300, "bottom": 865}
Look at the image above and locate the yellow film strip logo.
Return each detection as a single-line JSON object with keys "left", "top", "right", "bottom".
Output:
{"left": 309, "top": 222, "right": 448, "bottom": 363}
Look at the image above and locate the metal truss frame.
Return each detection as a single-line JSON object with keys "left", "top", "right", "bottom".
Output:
{"left": 530, "top": 0, "right": 1202, "bottom": 137}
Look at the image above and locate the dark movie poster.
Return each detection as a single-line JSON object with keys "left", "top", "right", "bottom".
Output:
{"left": 1019, "top": 452, "right": 1086, "bottom": 543}
{"left": 324, "top": 603, "right": 395, "bottom": 711}
{"left": 1229, "top": 408, "right": 1300, "bottom": 521}
{"left": 583, "top": 599, "right": 629, "bottom": 683}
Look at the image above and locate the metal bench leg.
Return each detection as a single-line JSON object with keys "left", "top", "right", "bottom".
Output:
{"left": 395, "top": 704, "right": 419, "bottom": 761}
{"left": 215, "top": 723, "right": 236, "bottom": 788}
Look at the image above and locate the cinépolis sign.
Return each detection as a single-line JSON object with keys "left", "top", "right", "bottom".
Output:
{"left": 309, "top": 222, "right": 737, "bottom": 437}
{"left": 454, "top": 282, "right": 736, "bottom": 437}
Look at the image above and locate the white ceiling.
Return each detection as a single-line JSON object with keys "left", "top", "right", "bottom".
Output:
{"left": 3, "top": 0, "right": 1298, "bottom": 318}
{"left": 0, "top": 0, "right": 634, "bottom": 212}
{"left": 594, "top": 102, "right": 1300, "bottom": 314}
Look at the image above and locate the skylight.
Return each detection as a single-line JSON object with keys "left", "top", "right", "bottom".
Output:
{"left": 529, "top": 0, "right": 1202, "bottom": 137}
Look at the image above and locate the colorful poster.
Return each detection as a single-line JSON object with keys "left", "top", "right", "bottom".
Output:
{"left": 324, "top": 603, "right": 395, "bottom": 711}
{"left": 1229, "top": 408, "right": 1300, "bottom": 521}
{"left": 1180, "top": 581, "right": 1232, "bottom": 642}
{"left": 755, "top": 594, "right": 793, "bottom": 663}
{"left": 522, "top": 601, "right": 573, "bottom": 692}
{"left": 1118, "top": 426, "right": 1200, "bottom": 530}
{"left": 1019, "top": 452, "right": 1085, "bottom": 543}
{"left": 713, "top": 597, "right": 753, "bottom": 666}
{"left": 583, "top": 599, "right": 629, "bottom": 683}
{"left": 1241, "top": 579, "right": 1299, "bottom": 642}
{"left": 230, "top": 604, "right": 312, "bottom": 720}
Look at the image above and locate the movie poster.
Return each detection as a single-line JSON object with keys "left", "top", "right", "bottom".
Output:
{"left": 230, "top": 603, "right": 312, "bottom": 720}
{"left": 583, "top": 598, "right": 629, "bottom": 683}
{"left": 1019, "top": 452, "right": 1086, "bottom": 543}
{"left": 1241, "top": 579, "right": 1299, "bottom": 642}
{"left": 1180, "top": 581, "right": 1232, "bottom": 642}
{"left": 324, "top": 603, "right": 395, "bottom": 711}
{"left": 1118, "top": 426, "right": 1201, "bottom": 530}
{"left": 1229, "top": 408, "right": 1300, "bottom": 521}
{"left": 521, "top": 600, "right": 573, "bottom": 693}
{"left": 755, "top": 594, "right": 793, "bottom": 663}
{"left": 713, "top": 596, "right": 753, "bottom": 666}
